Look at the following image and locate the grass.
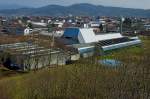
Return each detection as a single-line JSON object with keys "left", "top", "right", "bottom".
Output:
{"left": 0, "top": 66, "right": 20, "bottom": 79}
{"left": 0, "top": 36, "right": 150, "bottom": 99}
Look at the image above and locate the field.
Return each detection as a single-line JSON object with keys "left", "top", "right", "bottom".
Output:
{"left": 0, "top": 36, "right": 150, "bottom": 99}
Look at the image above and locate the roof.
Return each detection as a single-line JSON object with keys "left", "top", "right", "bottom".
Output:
{"left": 63, "top": 27, "right": 123, "bottom": 44}
{"left": 63, "top": 28, "right": 79, "bottom": 39}
{"left": 102, "top": 39, "right": 141, "bottom": 51}
{"left": 78, "top": 28, "right": 96, "bottom": 43}
{"left": 0, "top": 42, "right": 62, "bottom": 57}
{"left": 79, "top": 28, "right": 123, "bottom": 43}
{"left": 71, "top": 43, "right": 94, "bottom": 49}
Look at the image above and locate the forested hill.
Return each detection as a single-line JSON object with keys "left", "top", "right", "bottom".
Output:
{"left": 0, "top": 3, "right": 150, "bottom": 17}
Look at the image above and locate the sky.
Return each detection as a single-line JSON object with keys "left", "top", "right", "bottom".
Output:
{"left": 0, "top": 0, "right": 150, "bottom": 9}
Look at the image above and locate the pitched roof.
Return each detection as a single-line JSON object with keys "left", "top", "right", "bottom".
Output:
{"left": 79, "top": 28, "right": 123, "bottom": 43}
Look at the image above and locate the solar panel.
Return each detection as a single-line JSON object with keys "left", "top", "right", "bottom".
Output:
{"left": 98, "top": 37, "right": 133, "bottom": 46}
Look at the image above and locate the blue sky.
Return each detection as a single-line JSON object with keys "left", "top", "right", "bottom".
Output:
{"left": 0, "top": 0, "right": 150, "bottom": 9}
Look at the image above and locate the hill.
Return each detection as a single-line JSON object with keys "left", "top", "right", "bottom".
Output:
{"left": 0, "top": 3, "right": 150, "bottom": 17}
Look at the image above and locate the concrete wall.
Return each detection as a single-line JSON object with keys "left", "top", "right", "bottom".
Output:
{"left": 11, "top": 52, "right": 67, "bottom": 71}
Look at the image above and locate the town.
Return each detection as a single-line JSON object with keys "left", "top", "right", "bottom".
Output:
{"left": 1, "top": 15, "right": 149, "bottom": 71}
{"left": 0, "top": 4, "right": 150, "bottom": 98}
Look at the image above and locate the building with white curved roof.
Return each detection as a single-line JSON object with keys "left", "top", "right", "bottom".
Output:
{"left": 62, "top": 27, "right": 141, "bottom": 57}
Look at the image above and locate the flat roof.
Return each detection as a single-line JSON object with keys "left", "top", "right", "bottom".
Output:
{"left": 71, "top": 43, "right": 95, "bottom": 48}
{"left": 0, "top": 42, "right": 62, "bottom": 56}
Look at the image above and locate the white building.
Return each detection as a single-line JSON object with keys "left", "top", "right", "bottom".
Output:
{"left": 63, "top": 28, "right": 123, "bottom": 44}
{"left": 63, "top": 27, "right": 141, "bottom": 55}
{"left": 78, "top": 28, "right": 123, "bottom": 43}
{"left": 24, "top": 28, "right": 33, "bottom": 35}
{"left": 89, "top": 21, "right": 101, "bottom": 28}
{"left": 31, "top": 21, "right": 47, "bottom": 27}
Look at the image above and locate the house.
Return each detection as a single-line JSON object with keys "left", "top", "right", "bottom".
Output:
{"left": 89, "top": 21, "right": 101, "bottom": 28}
{"left": 54, "top": 22, "right": 64, "bottom": 28}
{"left": 24, "top": 27, "right": 33, "bottom": 35}
{"left": 144, "top": 25, "right": 150, "bottom": 30}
